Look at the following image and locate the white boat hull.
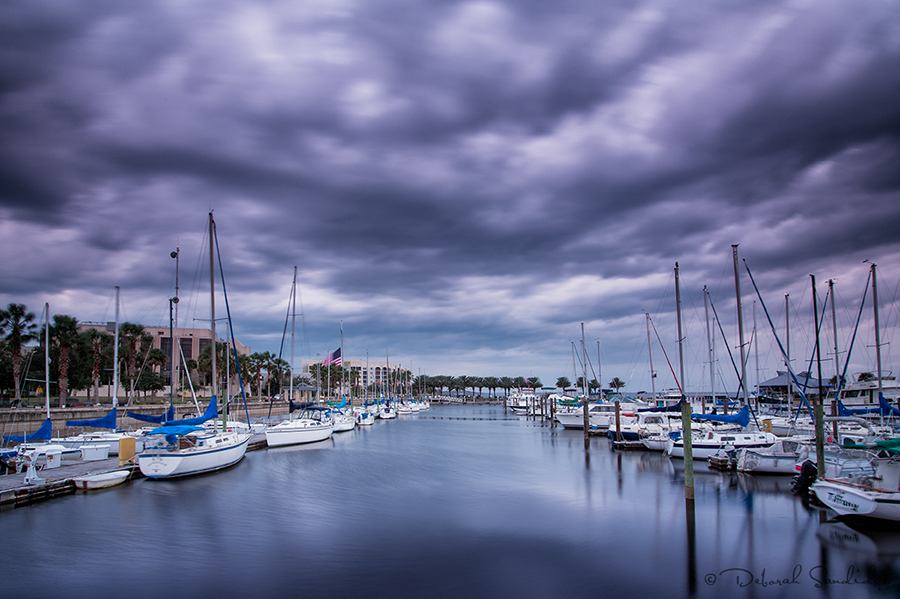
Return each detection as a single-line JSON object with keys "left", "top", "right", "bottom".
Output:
{"left": 265, "top": 421, "right": 333, "bottom": 447}
{"left": 139, "top": 432, "right": 250, "bottom": 478}
{"left": 73, "top": 470, "right": 131, "bottom": 490}
{"left": 812, "top": 479, "right": 900, "bottom": 521}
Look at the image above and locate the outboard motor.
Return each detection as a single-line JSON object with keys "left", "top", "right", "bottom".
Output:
{"left": 791, "top": 460, "right": 818, "bottom": 496}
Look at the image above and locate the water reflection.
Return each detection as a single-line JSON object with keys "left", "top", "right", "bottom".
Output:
{"left": 1, "top": 404, "right": 896, "bottom": 598}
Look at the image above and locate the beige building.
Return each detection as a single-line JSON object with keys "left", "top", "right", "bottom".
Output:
{"left": 75, "top": 322, "right": 250, "bottom": 399}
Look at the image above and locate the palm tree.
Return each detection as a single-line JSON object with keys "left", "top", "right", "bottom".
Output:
{"left": 499, "top": 376, "right": 514, "bottom": 398}
{"left": 249, "top": 352, "right": 267, "bottom": 401}
{"left": 51, "top": 314, "right": 79, "bottom": 407}
{"left": 0, "top": 303, "right": 38, "bottom": 403}
{"left": 83, "top": 328, "right": 109, "bottom": 403}
{"left": 609, "top": 377, "right": 626, "bottom": 393}
{"left": 556, "top": 376, "right": 571, "bottom": 390}
{"left": 119, "top": 322, "right": 151, "bottom": 405}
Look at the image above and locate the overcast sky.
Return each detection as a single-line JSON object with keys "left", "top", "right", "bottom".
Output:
{"left": 2, "top": 0, "right": 900, "bottom": 394}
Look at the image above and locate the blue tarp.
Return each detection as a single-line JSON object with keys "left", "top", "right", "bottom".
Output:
{"left": 3, "top": 418, "right": 53, "bottom": 443}
{"left": 290, "top": 401, "right": 313, "bottom": 414}
{"left": 127, "top": 405, "right": 176, "bottom": 424}
{"left": 176, "top": 398, "right": 218, "bottom": 426}
{"left": 146, "top": 425, "right": 203, "bottom": 445}
{"left": 67, "top": 408, "right": 117, "bottom": 429}
{"left": 691, "top": 405, "right": 751, "bottom": 428}
{"left": 639, "top": 400, "right": 686, "bottom": 413}
{"left": 836, "top": 394, "right": 900, "bottom": 418}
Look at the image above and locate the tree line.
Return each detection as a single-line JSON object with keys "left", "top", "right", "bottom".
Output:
{"left": 3, "top": 302, "right": 629, "bottom": 405}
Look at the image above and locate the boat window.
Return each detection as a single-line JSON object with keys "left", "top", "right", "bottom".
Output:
{"left": 722, "top": 437, "right": 735, "bottom": 441}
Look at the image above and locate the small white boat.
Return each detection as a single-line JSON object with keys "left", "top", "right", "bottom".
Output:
{"left": 811, "top": 458, "right": 900, "bottom": 522}
{"left": 72, "top": 470, "right": 131, "bottom": 490}
{"left": 736, "top": 437, "right": 812, "bottom": 474}
{"left": 331, "top": 410, "right": 356, "bottom": 431}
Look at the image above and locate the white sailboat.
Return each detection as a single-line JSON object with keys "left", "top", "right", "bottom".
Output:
{"left": 266, "top": 268, "right": 334, "bottom": 447}
{"left": 138, "top": 212, "right": 251, "bottom": 479}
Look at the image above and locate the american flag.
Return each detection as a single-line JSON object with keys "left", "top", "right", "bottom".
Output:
{"left": 323, "top": 347, "right": 342, "bottom": 366}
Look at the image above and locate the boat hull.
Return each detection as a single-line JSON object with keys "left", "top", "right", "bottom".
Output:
{"left": 265, "top": 421, "right": 333, "bottom": 447}
{"left": 73, "top": 470, "right": 131, "bottom": 490}
{"left": 812, "top": 480, "right": 900, "bottom": 521}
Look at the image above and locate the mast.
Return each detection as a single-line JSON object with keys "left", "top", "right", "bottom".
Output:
{"left": 113, "top": 286, "right": 120, "bottom": 408}
{"left": 829, "top": 280, "right": 839, "bottom": 386}
{"left": 596, "top": 339, "right": 602, "bottom": 402}
{"left": 733, "top": 245, "right": 749, "bottom": 407}
{"left": 581, "top": 322, "right": 589, "bottom": 448}
{"left": 290, "top": 267, "right": 296, "bottom": 406}
{"left": 170, "top": 248, "right": 181, "bottom": 412}
{"left": 340, "top": 320, "right": 344, "bottom": 403}
{"left": 646, "top": 313, "right": 658, "bottom": 403}
{"left": 871, "top": 263, "right": 884, "bottom": 402}
{"left": 703, "top": 288, "right": 714, "bottom": 409}
{"left": 811, "top": 275, "right": 825, "bottom": 479}
{"left": 209, "top": 212, "right": 220, "bottom": 431}
{"left": 675, "top": 262, "right": 686, "bottom": 403}
{"left": 785, "top": 294, "right": 792, "bottom": 419}
{"left": 753, "top": 300, "right": 759, "bottom": 408}
{"left": 44, "top": 303, "right": 50, "bottom": 419}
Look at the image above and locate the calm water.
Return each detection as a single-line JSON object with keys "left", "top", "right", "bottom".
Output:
{"left": 2, "top": 404, "right": 899, "bottom": 599}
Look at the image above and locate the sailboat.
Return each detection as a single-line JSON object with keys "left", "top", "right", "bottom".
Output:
{"left": 138, "top": 213, "right": 252, "bottom": 479}
{"left": 265, "top": 268, "right": 334, "bottom": 447}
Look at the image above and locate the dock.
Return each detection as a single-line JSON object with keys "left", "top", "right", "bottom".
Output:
{"left": 0, "top": 432, "right": 269, "bottom": 510}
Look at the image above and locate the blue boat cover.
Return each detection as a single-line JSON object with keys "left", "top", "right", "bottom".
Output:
{"left": 691, "top": 405, "right": 751, "bottom": 428}
{"left": 3, "top": 418, "right": 53, "bottom": 443}
{"left": 67, "top": 408, "right": 117, "bottom": 429}
{"left": 176, "top": 398, "right": 218, "bottom": 425}
{"left": 146, "top": 425, "right": 203, "bottom": 445}
{"left": 836, "top": 394, "right": 900, "bottom": 418}
{"left": 126, "top": 405, "right": 176, "bottom": 424}
{"left": 639, "top": 400, "right": 686, "bottom": 413}
{"left": 290, "top": 401, "right": 313, "bottom": 413}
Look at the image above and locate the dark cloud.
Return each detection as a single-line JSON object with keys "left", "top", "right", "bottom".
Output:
{"left": 2, "top": 1, "right": 900, "bottom": 389}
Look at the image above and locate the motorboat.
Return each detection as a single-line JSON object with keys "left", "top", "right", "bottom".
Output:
{"left": 666, "top": 428, "right": 778, "bottom": 459}
{"left": 736, "top": 437, "right": 812, "bottom": 474}
{"left": 812, "top": 457, "right": 900, "bottom": 522}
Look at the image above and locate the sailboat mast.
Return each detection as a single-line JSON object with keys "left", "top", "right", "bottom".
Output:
{"left": 171, "top": 247, "right": 180, "bottom": 410}
{"left": 646, "top": 313, "right": 657, "bottom": 403}
{"left": 290, "top": 267, "right": 296, "bottom": 405}
{"left": 732, "top": 245, "right": 749, "bottom": 408}
{"left": 675, "top": 262, "right": 686, "bottom": 403}
{"left": 44, "top": 303, "right": 50, "bottom": 419}
{"left": 811, "top": 275, "right": 826, "bottom": 477}
{"left": 581, "top": 322, "right": 589, "bottom": 448}
{"left": 113, "top": 286, "right": 120, "bottom": 408}
{"left": 209, "top": 212, "right": 220, "bottom": 430}
{"left": 871, "top": 263, "right": 884, "bottom": 400}
{"left": 703, "top": 288, "right": 714, "bottom": 409}
{"left": 785, "top": 294, "right": 792, "bottom": 418}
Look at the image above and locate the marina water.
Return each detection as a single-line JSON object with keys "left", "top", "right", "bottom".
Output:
{"left": 2, "top": 404, "right": 898, "bottom": 598}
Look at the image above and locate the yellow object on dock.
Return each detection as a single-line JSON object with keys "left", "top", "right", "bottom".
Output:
{"left": 118, "top": 437, "right": 136, "bottom": 466}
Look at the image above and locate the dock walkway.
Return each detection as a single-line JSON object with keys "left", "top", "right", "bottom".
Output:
{"left": 0, "top": 432, "right": 268, "bottom": 509}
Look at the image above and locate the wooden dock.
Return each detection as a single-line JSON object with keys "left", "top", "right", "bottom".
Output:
{"left": 0, "top": 432, "right": 269, "bottom": 510}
